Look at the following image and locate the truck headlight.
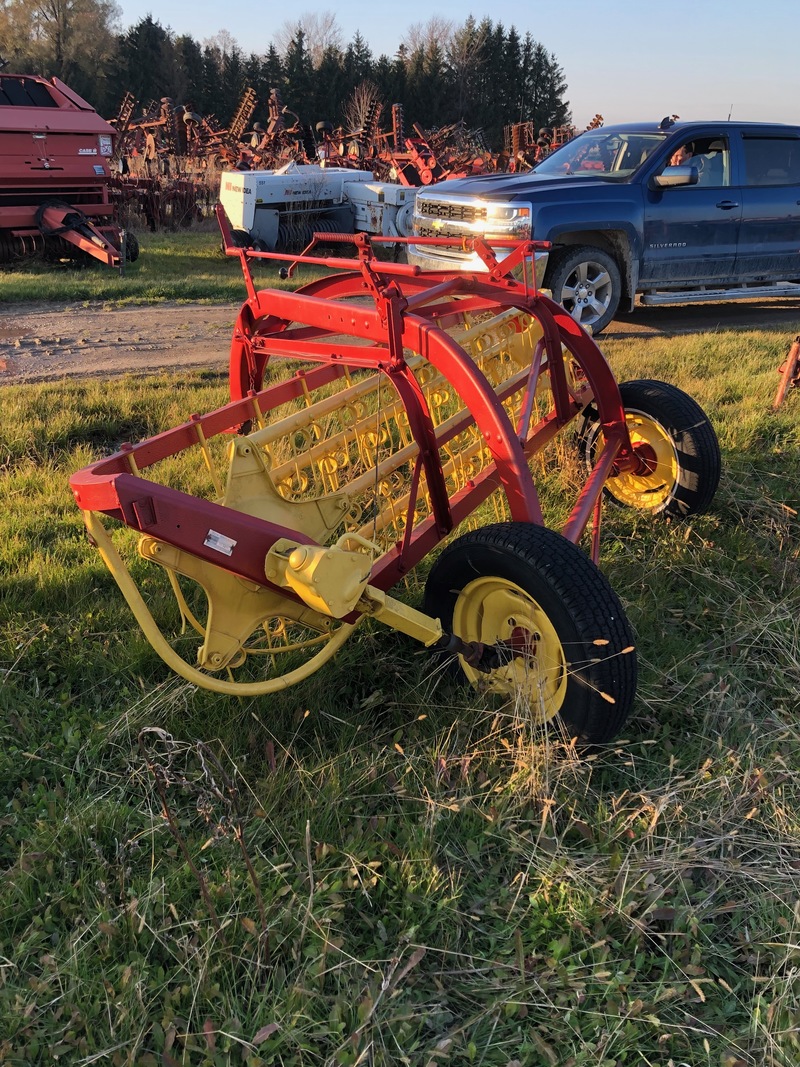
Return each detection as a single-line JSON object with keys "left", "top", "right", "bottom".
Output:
{"left": 483, "top": 205, "right": 531, "bottom": 240}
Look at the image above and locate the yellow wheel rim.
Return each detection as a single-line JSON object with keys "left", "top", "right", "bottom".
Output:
{"left": 452, "top": 576, "right": 568, "bottom": 721}
{"left": 600, "top": 410, "right": 678, "bottom": 510}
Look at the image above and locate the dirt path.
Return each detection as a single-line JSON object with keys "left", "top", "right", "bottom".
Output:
{"left": 0, "top": 302, "right": 240, "bottom": 384}
{"left": 1, "top": 297, "right": 799, "bottom": 385}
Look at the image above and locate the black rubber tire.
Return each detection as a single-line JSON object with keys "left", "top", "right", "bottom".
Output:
{"left": 124, "top": 232, "right": 140, "bottom": 262}
{"left": 222, "top": 228, "right": 253, "bottom": 254}
{"left": 578, "top": 379, "right": 721, "bottom": 517}
{"left": 545, "top": 245, "right": 621, "bottom": 335}
{"left": 423, "top": 523, "right": 637, "bottom": 743}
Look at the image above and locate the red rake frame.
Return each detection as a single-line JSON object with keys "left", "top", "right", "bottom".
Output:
{"left": 69, "top": 213, "right": 644, "bottom": 703}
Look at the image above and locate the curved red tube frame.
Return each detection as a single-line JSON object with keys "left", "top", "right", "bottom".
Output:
{"left": 71, "top": 226, "right": 637, "bottom": 605}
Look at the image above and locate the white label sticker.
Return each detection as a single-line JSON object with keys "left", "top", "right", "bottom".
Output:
{"left": 204, "top": 529, "right": 237, "bottom": 556}
{"left": 99, "top": 134, "right": 113, "bottom": 157}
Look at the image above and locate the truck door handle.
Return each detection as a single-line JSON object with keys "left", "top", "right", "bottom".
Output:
{"left": 716, "top": 200, "right": 740, "bottom": 210}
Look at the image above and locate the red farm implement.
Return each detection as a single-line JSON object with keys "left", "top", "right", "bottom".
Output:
{"left": 70, "top": 209, "right": 721, "bottom": 743}
{"left": 773, "top": 335, "right": 800, "bottom": 410}
{"left": 0, "top": 73, "right": 123, "bottom": 266}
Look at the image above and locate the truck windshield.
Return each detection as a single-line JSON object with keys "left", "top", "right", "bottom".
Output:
{"left": 534, "top": 131, "right": 667, "bottom": 179}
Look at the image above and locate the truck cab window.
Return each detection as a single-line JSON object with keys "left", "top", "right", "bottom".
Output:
{"left": 664, "top": 137, "right": 730, "bottom": 187}
{"left": 534, "top": 131, "right": 666, "bottom": 178}
{"left": 742, "top": 137, "right": 800, "bottom": 186}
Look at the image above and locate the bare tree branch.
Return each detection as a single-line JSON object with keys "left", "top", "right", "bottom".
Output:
{"left": 402, "top": 16, "right": 455, "bottom": 56}
{"left": 273, "top": 10, "right": 343, "bottom": 67}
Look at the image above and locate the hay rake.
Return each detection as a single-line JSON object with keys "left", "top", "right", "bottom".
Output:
{"left": 70, "top": 209, "right": 720, "bottom": 743}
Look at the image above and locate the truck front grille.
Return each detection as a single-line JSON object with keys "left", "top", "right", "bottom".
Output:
{"left": 415, "top": 223, "right": 453, "bottom": 240}
{"left": 419, "top": 200, "right": 487, "bottom": 224}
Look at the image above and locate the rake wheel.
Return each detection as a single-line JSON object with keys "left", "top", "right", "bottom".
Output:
{"left": 424, "top": 522, "right": 637, "bottom": 743}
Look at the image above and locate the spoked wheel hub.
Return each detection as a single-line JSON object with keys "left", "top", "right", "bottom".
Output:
{"left": 575, "top": 279, "right": 594, "bottom": 305}
{"left": 565, "top": 265, "right": 611, "bottom": 325}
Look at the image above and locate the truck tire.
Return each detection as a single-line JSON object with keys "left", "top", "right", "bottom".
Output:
{"left": 546, "top": 245, "right": 621, "bottom": 335}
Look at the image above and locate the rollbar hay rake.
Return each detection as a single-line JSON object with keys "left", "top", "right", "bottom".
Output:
{"left": 70, "top": 208, "right": 721, "bottom": 743}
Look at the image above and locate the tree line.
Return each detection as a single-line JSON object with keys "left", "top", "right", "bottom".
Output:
{"left": 0, "top": 4, "right": 571, "bottom": 149}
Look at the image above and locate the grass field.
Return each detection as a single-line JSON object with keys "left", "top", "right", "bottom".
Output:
{"left": 1, "top": 267, "right": 799, "bottom": 1066}
{"left": 0, "top": 227, "right": 331, "bottom": 306}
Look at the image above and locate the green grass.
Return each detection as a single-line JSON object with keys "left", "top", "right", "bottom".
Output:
{"left": 1, "top": 318, "right": 800, "bottom": 1066}
{"left": 0, "top": 228, "right": 333, "bottom": 305}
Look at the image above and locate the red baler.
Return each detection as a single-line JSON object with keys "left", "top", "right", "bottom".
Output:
{"left": 0, "top": 73, "right": 123, "bottom": 267}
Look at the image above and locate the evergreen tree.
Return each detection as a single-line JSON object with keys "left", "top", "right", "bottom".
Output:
{"left": 312, "top": 46, "right": 346, "bottom": 126}
{"left": 478, "top": 22, "right": 508, "bottom": 141}
{"left": 201, "top": 44, "right": 224, "bottom": 117}
{"left": 174, "top": 35, "right": 205, "bottom": 108}
{"left": 502, "top": 27, "right": 523, "bottom": 123}
{"left": 420, "top": 43, "right": 450, "bottom": 128}
{"left": 0, "top": 11, "right": 572, "bottom": 153}
{"left": 522, "top": 38, "right": 571, "bottom": 131}
{"left": 221, "top": 45, "right": 246, "bottom": 122}
{"left": 388, "top": 46, "right": 409, "bottom": 109}
{"left": 469, "top": 18, "right": 498, "bottom": 134}
{"left": 403, "top": 48, "right": 427, "bottom": 128}
{"left": 117, "top": 17, "right": 178, "bottom": 110}
{"left": 282, "top": 29, "right": 314, "bottom": 117}
{"left": 447, "top": 16, "right": 485, "bottom": 118}
{"left": 371, "top": 54, "right": 394, "bottom": 106}
{"left": 243, "top": 53, "right": 267, "bottom": 112}
{"left": 342, "top": 32, "right": 373, "bottom": 99}
{"left": 262, "top": 45, "right": 284, "bottom": 90}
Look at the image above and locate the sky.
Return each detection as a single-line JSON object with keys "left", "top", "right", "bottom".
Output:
{"left": 115, "top": 0, "right": 800, "bottom": 129}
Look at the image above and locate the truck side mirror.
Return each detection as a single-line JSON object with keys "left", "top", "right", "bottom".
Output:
{"left": 651, "top": 165, "right": 699, "bottom": 189}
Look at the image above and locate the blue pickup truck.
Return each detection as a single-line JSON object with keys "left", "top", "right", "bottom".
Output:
{"left": 409, "top": 118, "right": 800, "bottom": 333}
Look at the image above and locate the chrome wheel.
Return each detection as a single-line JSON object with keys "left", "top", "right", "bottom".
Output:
{"left": 546, "top": 245, "right": 621, "bottom": 334}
